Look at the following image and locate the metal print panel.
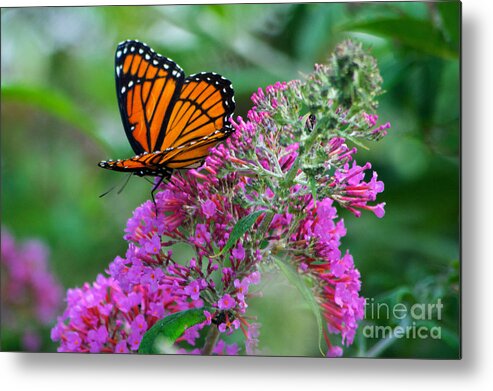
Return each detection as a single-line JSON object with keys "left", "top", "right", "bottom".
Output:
{"left": 1, "top": 1, "right": 460, "bottom": 358}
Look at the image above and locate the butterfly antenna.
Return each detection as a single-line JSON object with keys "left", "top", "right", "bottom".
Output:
{"left": 117, "top": 173, "right": 133, "bottom": 194}
{"left": 99, "top": 185, "right": 117, "bottom": 198}
{"left": 100, "top": 173, "right": 133, "bottom": 198}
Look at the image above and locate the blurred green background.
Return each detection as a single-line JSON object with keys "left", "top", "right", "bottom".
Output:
{"left": 1, "top": 2, "right": 460, "bottom": 357}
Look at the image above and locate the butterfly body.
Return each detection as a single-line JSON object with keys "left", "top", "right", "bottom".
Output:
{"left": 98, "top": 40, "right": 235, "bottom": 181}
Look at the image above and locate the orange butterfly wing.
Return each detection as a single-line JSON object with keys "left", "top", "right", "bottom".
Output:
{"left": 156, "top": 72, "right": 235, "bottom": 169}
{"left": 99, "top": 40, "right": 235, "bottom": 177}
{"left": 114, "top": 40, "right": 185, "bottom": 155}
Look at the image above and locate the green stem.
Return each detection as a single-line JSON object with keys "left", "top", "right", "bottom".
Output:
{"left": 256, "top": 210, "right": 275, "bottom": 239}
{"left": 201, "top": 325, "right": 220, "bottom": 355}
{"left": 283, "top": 119, "right": 324, "bottom": 186}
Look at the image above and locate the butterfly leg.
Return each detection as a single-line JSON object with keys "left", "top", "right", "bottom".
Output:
{"left": 150, "top": 169, "right": 173, "bottom": 214}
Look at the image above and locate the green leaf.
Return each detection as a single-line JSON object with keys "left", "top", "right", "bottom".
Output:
{"left": 338, "top": 17, "right": 458, "bottom": 60}
{"left": 1, "top": 84, "right": 112, "bottom": 154}
{"left": 436, "top": 1, "right": 460, "bottom": 51}
{"left": 259, "top": 239, "right": 269, "bottom": 249}
{"left": 138, "top": 308, "right": 209, "bottom": 354}
{"left": 212, "top": 210, "right": 267, "bottom": 258}
{"left": 273, "top": 255, "right": 325, "bottom": 356}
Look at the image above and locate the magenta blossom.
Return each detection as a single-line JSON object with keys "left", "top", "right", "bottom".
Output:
{"left": 218, "top": 294, "right": 236, "bottom": 310}
{"left": 1, "top": 227, "right": 63, "bottom": 351}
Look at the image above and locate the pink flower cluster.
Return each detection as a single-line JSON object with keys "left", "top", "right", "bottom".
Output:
{"left": 288, "top": 198, "right": 365, "bottom": 349}
{"left": 1, "top": 227, "right": 63, "bottom": 351}
{"left": 51, "top": 274, "right": 200, "bottom": 353}
{"left": 208, "top": 81, "right": 370, "bottom": 353}
{"left": 363, "top": 112, "right": 391, "bottom": 139}
{"left": 52, "top": 137, "right": 264, "bottom": 353}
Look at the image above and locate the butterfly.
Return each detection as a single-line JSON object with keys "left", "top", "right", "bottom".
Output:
{"left": 98, "top": 40, "right": 235, "bottom": 196}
